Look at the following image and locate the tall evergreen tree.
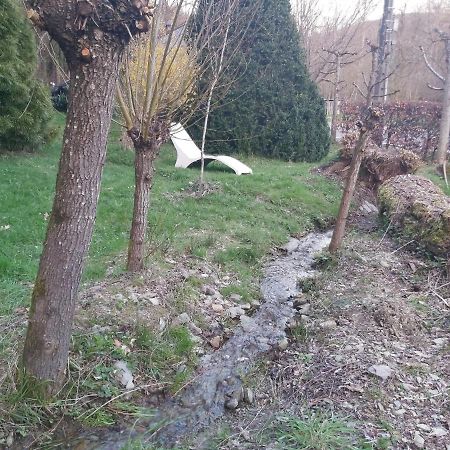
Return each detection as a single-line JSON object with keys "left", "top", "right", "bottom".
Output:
{"left": 188, "top": 0, "right": 330, "bottom": 162}
{"left": 0, "top": 0, "right": 51, "bottom": 151}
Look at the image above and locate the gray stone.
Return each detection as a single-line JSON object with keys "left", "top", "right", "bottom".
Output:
{"left": 298, "top": 303, "right": 311, "bottom": 315}
{"left": 320, "top": 319, "right": 337, "bottom": 330}
{"left": 173, "top": 313, "right": 191, "bottom": 326}
{"left": 368, "top": 364, "right": 393, "bottom": 381}
{"left": 209, "top": 336, "right": 222, "bottom": 349}
{"left": 227, "top": 306, "right": 245, "bottom": 319}
{"left": 413, "top": 432, "right": 425, "bottom": 449}
{"left": 278, "top": 338, "right": 289, "bottom": 351}
{"left": 201, "top": 285, "right": 216, "bottom": 296}
{"left": 229, "top": 293, "right": 242, "bottom": 303}
{"left": 243, "top": 388, "right": 254, "bottom": 404}
{"left": 113, "top": 361, "right": 134, "bottom": 390}
{"left": 225, "top": 398, "right": 239, "bottom": 410}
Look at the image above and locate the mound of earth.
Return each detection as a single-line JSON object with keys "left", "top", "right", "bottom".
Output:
{"left": 378, "top": 175, "right": 450, "bottom": 258}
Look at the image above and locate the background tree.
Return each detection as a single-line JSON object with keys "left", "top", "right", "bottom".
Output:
{"left": 420, "top": 30, "right": 450, "bottom": 170}
{"left": 20, "top": 0, "right": 152, "bottom": 395}
{"left": 0, "top": 0, "right": 52, "bottom": 151}
{"left": 188, "top": 0, "right": 330, "bottom": 162}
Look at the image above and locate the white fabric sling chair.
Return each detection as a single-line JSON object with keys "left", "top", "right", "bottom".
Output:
{"left": 169, "top": 123, "right": 253, "bottom": 176}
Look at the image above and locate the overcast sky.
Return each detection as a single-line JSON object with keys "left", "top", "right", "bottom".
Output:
{"left": 313, "top": 0, "right": 430, "bottom": 20}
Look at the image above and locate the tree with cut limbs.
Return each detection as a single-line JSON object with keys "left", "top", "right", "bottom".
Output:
{"left": 118, "top": 0, "right": 257, "bottom": 272}
{"left": 420, "top": 30, "right": 450, "bottom": 170}
{"left": 21, "top": 0, "right": 152, "bottom": 395}
{"left": 329, "top": 42, "right": 387, "bottom": 253}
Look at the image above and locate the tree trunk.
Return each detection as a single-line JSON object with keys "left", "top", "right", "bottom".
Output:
{"left": 22, "top": 48, "right": 122, "bottom": 395}
{"left": 329, "top": 129, "right": 370, "bottom": 253}
{"left": 436, "top": 69, "right": 450, "bottom": 165}
{"left": 330, "top": 54, "right": 341, "bottom": 143}
{"left": 127, "top": 140, "right": 159, "bottom": 272}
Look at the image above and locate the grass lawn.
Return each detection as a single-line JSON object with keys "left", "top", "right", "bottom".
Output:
{"left": 417, "top": 164, "right": 450, "bottom": 196}
{"left": 0, "top": 114, "right": 341, "bottom": 316}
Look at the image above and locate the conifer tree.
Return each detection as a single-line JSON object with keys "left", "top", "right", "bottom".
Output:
{"left": 0, "top": 0, "right": 51, "bottom": 151}
{"left": 189, "top": 0, "right": 330, "bottom": 162}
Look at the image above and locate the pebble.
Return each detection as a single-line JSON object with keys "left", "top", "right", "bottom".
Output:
{"left": 297, "top": 303, "right": 311, "bottom": 315}
{"left": 173, "top": 313, "right": 191, "bottom": 326}
{"left": 211, "top": 304, "right": 224, "bottom": 313}
{"left": 278, "top": 338, "right": 289, "bottom": 351}
{"left": 227, "top": 306, "right": 245, "bottom": 319}
{"left": 225, "top": 398, "right": 239, "bottom": 410}
{"left": 240, "top": 315, "right": 257, "bottom": 332}
{"left": 243, "top": 387, "right": 254, "bottom": 404}
{"left": 320, "top": 319, "right": 337, "bottom": 330}
{"left": 202, "top": 285, "right": 216, "bottom": 296}
{"left": 241, "top": 303, "right": 252, "bottom": 310}
{"left": 209, "top": 336, "right": 222, "bottom": 349}
{"left": 229, "top": 294, "right": 242, "bottom": 303}
{"left": 431, "top": 427, "right": 448, "bottom": 437}
{"left": 413, "top": 432, "right": 425, "bottom": 449}
{"left": 368, "top": 364, "right": 393, "bottom": 381}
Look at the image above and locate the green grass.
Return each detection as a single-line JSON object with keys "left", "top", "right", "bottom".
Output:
{"left": 0, "top": 114, "right": 341, "bottom": 315}
{"left": 417, "top": 165, "right": 450, "bottom": 196}
{"left": 274, "top": 413, "right": 367, "bottom": 450}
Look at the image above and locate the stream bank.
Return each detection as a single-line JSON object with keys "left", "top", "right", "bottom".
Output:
{"left": 65, "top": 232, "right": 333, "bottom": 449}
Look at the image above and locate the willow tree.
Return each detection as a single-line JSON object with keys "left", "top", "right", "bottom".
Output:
{"left": 21, "top": 1, "right": 152, "bottom": 395}
{"left": 118, "top": 0, "right": 258, "bottom": 272}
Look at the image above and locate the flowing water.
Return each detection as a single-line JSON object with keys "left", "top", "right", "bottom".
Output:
{"left": 61, "top": 231, "right": 332, "bottom": 449}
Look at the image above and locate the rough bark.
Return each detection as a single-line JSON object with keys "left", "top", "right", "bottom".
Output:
{"left": 127, "top": 140, "right": 159, "bottom": 272}
{"left": 437, "top": 58, "right": 450, "bottom": 166}
{"left": 22, "top": 48, "right": 121, "bottom": 392}
{"left": 21, "top": 0, "right": 153, "bottom": 394}
{"left": 127, "top": 121, "right": 169, "bottom": 272}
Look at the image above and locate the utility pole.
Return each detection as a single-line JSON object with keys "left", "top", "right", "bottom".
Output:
{"left": 374, "top": 0, "right": 395, "bottom": 103}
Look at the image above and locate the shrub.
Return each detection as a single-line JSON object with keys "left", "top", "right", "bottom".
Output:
{"left": 339, "top": 101, "right": 441, "bottom": 161}
{"left": 187, "top": 0, "right": 330, "bottom": 162}
{"left": 0, "top": 0, "right": 52, "bottom": 151}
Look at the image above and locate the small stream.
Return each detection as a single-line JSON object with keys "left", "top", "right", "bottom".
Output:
{"left": 64, "top": 231, "right": 332, "bottom": 449}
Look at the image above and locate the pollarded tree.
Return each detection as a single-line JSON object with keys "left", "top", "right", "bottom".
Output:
{"left": 0, "top": 0, "right": 51, "bottom": 151}
{"left": 117, "top": 0, "right": 258, "bottom": 272}
{"left": 20, "top": 0, "right": 152, "bottom": 395}
{"left": 188, "top": 0, "right": 330, "bottom": 162}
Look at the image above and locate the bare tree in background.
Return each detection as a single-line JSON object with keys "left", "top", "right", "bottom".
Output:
{"left": 292, "top": 0, "right": 321, "bottom": 69}
{"left": 420, "top": 30, "right": 450, "bottom": 174}
{"left": 117, "top": 0, "right": 259, "bottom": 272}
{"left": 292, "top": 1, "right": 373, "bottom": 138}
{"left": 321, "top": 48, "right": 358, "bottom": 141}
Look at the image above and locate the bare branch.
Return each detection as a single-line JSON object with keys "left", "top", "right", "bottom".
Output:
{"left": 420, "top": 45, "right": 445, "bottom": 82}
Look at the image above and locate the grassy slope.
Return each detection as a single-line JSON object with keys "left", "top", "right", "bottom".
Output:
{"left": 0, "top": 115, "right": 341, "bottom": 315}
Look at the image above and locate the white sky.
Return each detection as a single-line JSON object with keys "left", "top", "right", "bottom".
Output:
{"left": 313, "top": 0, "right": 430, "bottom": 20}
